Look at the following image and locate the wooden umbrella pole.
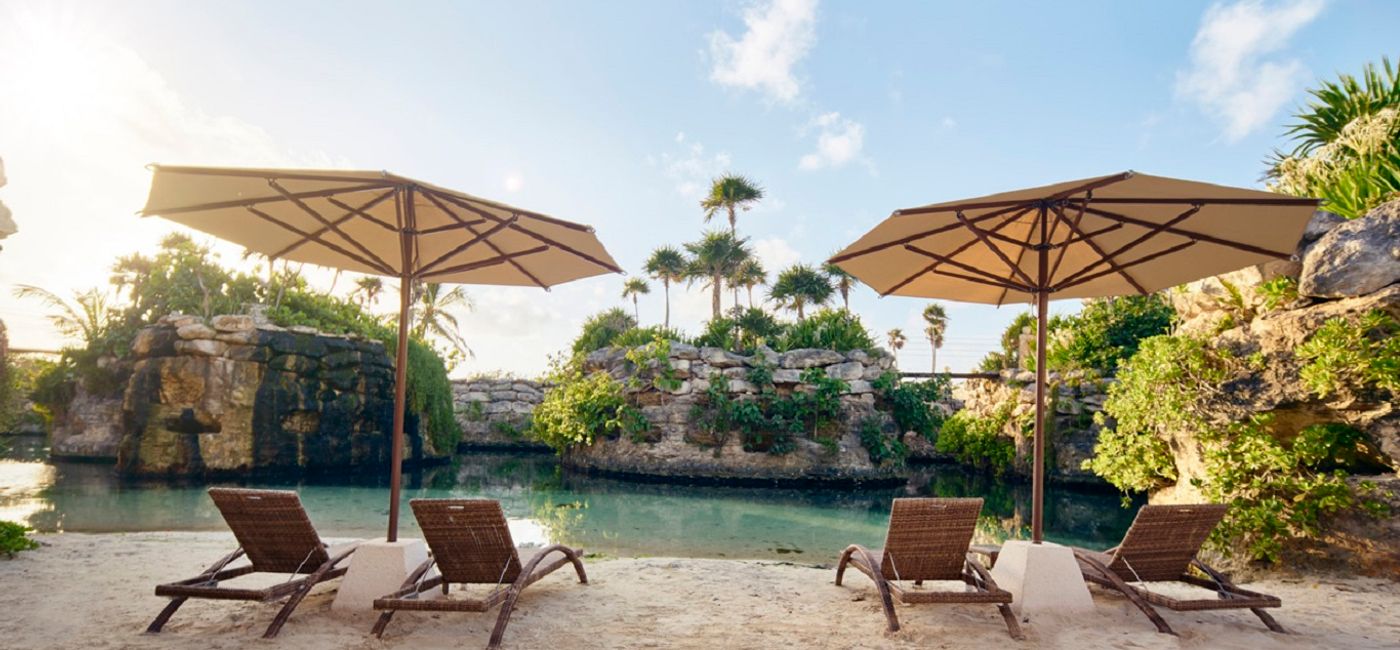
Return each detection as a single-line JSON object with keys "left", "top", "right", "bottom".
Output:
{"left": 1032, "top": 206, "right": 1050, "bottom": 544}
{"left": 388, "top": 273, "right": 410, "bottom": 542}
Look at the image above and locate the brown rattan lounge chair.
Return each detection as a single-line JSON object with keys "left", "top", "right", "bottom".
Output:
{"left": 146, "top": 487, "right": 358, "bottom": 638}
{"left": 371, "top": 498, "right": 588, "bottom": 649}
{"left": 836, "top": 497, "right": 1023, "bottom": 639}
{"left": 1072, "top": 503, "right": 1286, "bottom": 635}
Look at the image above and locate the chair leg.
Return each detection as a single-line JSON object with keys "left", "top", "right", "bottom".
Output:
{"left": 996, "top": 603, "right": 1025, "bottom": 640}
{"left": 371, "top": 610, "right": 397, "bottom": 638}
{"left": 1076, "top": 552, "right": 1175, "bottom": 635}
{"left": 146, "top": 597, "right": 188, "bottom": 633}
{"left": 488, "top": 586, "right": 523, "bottom": 649}
{"left": 263, "top": 580, "right": 314, "bottom": 639}
{"left": 1251, "top": 608, "right": 1288, "bottom": 633}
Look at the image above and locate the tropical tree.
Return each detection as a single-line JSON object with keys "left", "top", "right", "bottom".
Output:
{"left": 823, "top": 261, "right": 857, "bottom": 309}
{"left": 409, "top": 282, "right": 473, "bottom": 363}
{"left": 1268, "top": 57, "right": 1400, "bottom": 218}
{"left": 621, "top": 277, "right": 650, "bottom": 323}
{"left": 922, "top": 303, "right": 948, "bottom": 374}
{"left": 886, "top": 328, "right": 906, "bottom": 364}
{"left": 351, "top": 276, "right": 384, "bottom": 308}
{"left": 700, "top": 174, "right": 764, "bottom": 235}
{"left": 729, "top": 258, "right": 767, "bottom": 309}
{"left": 769, "top": 264, "right": 833, "bottom": 320}
{"left": 643, "top": 246, "right": 687, "bottom": 328}
{"left": 684, "top": 231, "right": 751, "bottom": 319}
{"left": 12, "top": 285, "right": 116, "bottom": 347}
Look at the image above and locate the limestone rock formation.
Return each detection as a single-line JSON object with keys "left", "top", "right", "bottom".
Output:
{"left": 1299, "top": 202, "right": 1400, "bottom": 298}
{"left": 453, "top": 377, "right": 547, "bottom": 450}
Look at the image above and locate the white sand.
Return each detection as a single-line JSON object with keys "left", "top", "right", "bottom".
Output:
{"left": 2, "top": 532, "right": 1397, "bottom": 649}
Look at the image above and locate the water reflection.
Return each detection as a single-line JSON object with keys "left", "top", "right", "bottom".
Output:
{"left": 0, "top": 440, "right": 1140, "bottom": 560}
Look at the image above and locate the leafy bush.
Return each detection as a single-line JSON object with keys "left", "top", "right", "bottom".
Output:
{"left": 570, "top": 308, "right": 637, "bottom": 357}
{"left": 935, "top": 406, "right": 1015, "bottom": 474}
{"left": 872, "top": 371, "right": 950, "bottom": 441}
{"left": 1296, "top": 310, "right": 1400, "bottom": 399}
{"left": 776, "top": 308, "right": 875, "bottom": 353}
{"left": 532, "top": 358, "right": 647, "bottom": 453}
{"left": 1257, "top": 276, "right": 1300, "bottom": 312}
{"left": 692, "top": 308, "right": 785, "bottom": 353}
{"left": 1047, "top": 295, "right": 1175, "bottom": 374}
{"left": 0, "top": 520, "right": 39, "bottom": 558}
{"left": 611, "top": 326, "right": 688, "bottom": 350}
{"left": 687, "top": 366, "right": 847, "bottom": 456}
{"left": 858, "top": 416, "right": 908, "bottom": 466}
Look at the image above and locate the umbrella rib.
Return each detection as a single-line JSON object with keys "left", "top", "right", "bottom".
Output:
{"left": 1055, "top": 204, "right": 1203, "bottom": 290}
{"left": 1050, "top": 204, "right": 1149, "bottom": 295}
{"left": 1065, "top": 196, "right": 1319, "bottom": 206}
{"left": 268, "top": 189, "right": 396, "bottom": 259}
{"left": 268, "top": 180, "right": 397, "bottom": 275}
{"left": 429, "top": 189, "right": 624, "bottom": 275}
{"left": 415, "top": 220, "right": 490, "bottom": 235}
{"left": 892, "top": 172, "right": 1135, "bottom": 218}
{"left": 1044, "top": 200, "right": 1087, "bottom": 289}
{"left": 958, "top": 210, "right": 1037, "bottom": 288}
{"left": 877, "top": 209, "right": 1029, "bottom": 296}
{"left": 243, "top": 205, "right": 393, "bottom": 274}
{"left": 325, "top": 195, "right": 402, "bottom": 233}
{"left": 418, "top": 190, "right": 550, "bottom": 288}
{"left": 418, "top": 246, "right": 551, "bottom": 280}
{"left": 1077, "top": 205, "right": 1293, "bottom": 258}
{"left": 142, "top": 183, "right": 396, "bottom": 216}
{"left": 903, "top": 244, "right": 1037, "bottom": 290}
{"left": 1056, "top": 240, "right": 1198, "bottom": 292}
{"left": 996, "top": 204, "right": 1063, "bottom": 306}
{"left": 928, "top": 267, "right": 1035, "bottom": 293}
{"left": 831, "top": 203, "right": 1031, "bottom": 265}
{"left": 415, "top": 215, "right": 521, "bottom": 278}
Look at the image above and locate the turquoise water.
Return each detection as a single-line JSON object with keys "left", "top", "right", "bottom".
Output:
{"left": 0, "top": 435, "right": 1139, "bottom": 561}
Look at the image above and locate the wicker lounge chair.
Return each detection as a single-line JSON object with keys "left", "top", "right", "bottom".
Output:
{"left": 1072, "top": 503, "right": 1286, "bottom": 635}
{"left": 146, "top": 487, "right": 358, "bottom": 638}
{"left": 836, "top": 497, "right": 1023, "bottom": 639}
{"left": 371, "top": 498, "right": 588, "bottom": 649}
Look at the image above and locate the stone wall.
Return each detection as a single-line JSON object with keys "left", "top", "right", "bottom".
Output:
{"left": 562, "top": 343, "right": 906, "bottom": 484}
{"left": 452, "top": 377, "right": 546, "bottom": 450}
{"left": 114, "top": 313, "right": 442, "bottom": 477}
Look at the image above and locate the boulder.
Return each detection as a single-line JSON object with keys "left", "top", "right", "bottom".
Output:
{"left": 175, "top": 322, "right": 217, "bottom": 341}
{"left": 781, "top": 348, "right": 844, "bottom": 369}
{"left": 670, "top": 342, "right": 700, "bottom": 360}
{"left": 210, "top": 314, "right": 255, "bottom": 332}
{"left": 772, "top": 369, "right": 802, "bottom": 384}
{"left": 826, "top": 361, "right": 864, "bottom": 381}
{"left": 700, "top": 347, "right": 748, "bottom": 368}
{"left": 174, "top": 339, "right": 228, "bottom": 357}
{"left": 1300, "top": 204, "right": 1400, "bottom": 298}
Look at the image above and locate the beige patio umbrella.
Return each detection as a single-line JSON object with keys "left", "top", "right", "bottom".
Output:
{"left": 829, "top": 171, "right": 1318, "bottom": 543}
{"left": 141, "top": 164, "right": 622, "bottom": 541}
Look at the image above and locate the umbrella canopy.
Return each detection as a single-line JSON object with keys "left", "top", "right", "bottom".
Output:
{"left": 830, "top": 171, "right": 1318, "bottom": 542}
{"left": 141, "top": 164, "right": 622, "bottom": 540}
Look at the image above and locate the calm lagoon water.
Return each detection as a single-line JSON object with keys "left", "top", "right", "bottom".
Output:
{"left": 1, "top": 434, "right": 1139, "bottom": 561}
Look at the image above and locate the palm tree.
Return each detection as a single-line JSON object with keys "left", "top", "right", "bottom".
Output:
{"left": 351, "top": 276, "right": 384, "bottom": 308}
{"left": 409, "top": 282, "right": 473, "bottom": 360}
{"left": 823, "top": 261, "right": 857, "bottom": 309}
{"left": 684, "top": 231, "right": 751, "bottom": 319}
{"left": 769, "top": 264, "right": 833, "bottom": 320}
{"left": 643, "top": 246, "right": 687, "bottom": 328}
{"left": 886, "top": 328, "right": 906, "bottom": 365}
{"left": 621, "top": 277, "right": 650, "bottom": 323}
{"left": 700, "top": 174, "right": 764, "bottom": 235}
{"left": 13, "top": 285, "right": 115, "bottom": 346}
{"left": 731, "top": 258, "right": 767, "bottom": 308}
{"left": 922, "top": 303, "right": 949, "bottom": 374}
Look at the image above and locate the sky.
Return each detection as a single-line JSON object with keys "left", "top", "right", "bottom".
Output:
{"left": 0, "top": 0, "right": 1395, "bottom": 377}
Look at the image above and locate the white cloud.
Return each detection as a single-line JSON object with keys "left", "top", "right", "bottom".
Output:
{"left": 503, "top": 172, "right": 525, "bottom": 192}
{"left": 940, "top": 116, "right": 957, "bottom": 130}
{"left": 652, "top": 139, "right": 732, "bottom": 198}
{"left": 1175, "top": 0, "right": 1326, "bottom": 142}
{"left": 707, "top": 0, "right": 818, "bottom": 104}
{"left": 798, "top": 112, "right": 868, "bottom": 171}
{"left": 751, "top": 236, "right": 802, "bottom": 273}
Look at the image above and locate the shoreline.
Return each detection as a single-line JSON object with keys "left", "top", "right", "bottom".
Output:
{"left": 1, "top": 531, "right": 1396, "bottom": 649}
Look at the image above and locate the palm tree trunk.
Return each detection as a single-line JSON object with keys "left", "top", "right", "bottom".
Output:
{"left": 711, "top": 276, "right": 721, "bottom": 319}
{"left": 663, "top": 280, "right": 671, "bottom": 328}
{"left": 797, "top": 302, "right": 805, "bottom": 320}
{"left": 747, "top": 286, "right": 754, "bottom": 308}
{"left": 930, "top": 340, "right": 938, "bottom": 374}
{"left": 842, "top": 289, "right": 849, "bottom": 309}
{"left": 633, "top": 296, "right": 639, "bottom": 323}
{"left": 728, "top": 206, "right": 737, "bottom": 235}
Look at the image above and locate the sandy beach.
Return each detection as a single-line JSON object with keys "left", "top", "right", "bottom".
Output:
{"left": 1, "top": 532, "right": 1396, "bottom": 649}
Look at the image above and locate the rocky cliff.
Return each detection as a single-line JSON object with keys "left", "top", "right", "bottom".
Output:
{"left": 113, "top": 313, "right": 442, "bottom": 477}
{"left": 453, "top": 377, "right": 547, "bottom": 450}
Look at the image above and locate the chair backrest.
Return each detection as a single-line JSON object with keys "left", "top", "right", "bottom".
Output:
{"left": 1108, "top": 504, "right": 1227, "bottom": 582}
{"left": 411, "top": 499, "right": 522, "bottom": 585}
{"left": 208, "top": 487, "right": 328, "bottom": 574}
{"left": 880, "top": 497, "right": 982, "bottom": 581}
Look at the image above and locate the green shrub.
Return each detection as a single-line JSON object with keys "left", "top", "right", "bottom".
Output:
{"left": 776, "top": 308, "right": 875, "bottom": 353}
{"left": 570, "top": 308, "right": 637, "bottom": 357}
{"left": 0, "top": 521, "right": 39, "bottom": 558}
{"left": 688, "top": 366, "right": 846, "bottom": 456}
{"left": 858, "top": 416, "right": 908, "bottom": 466}
{"left": 935, "top": 406, "right": 1015, "bottom": 474}
{"left": 611, "top": 326, "right": 688, "bottom": 350}
{"left": 1257, "top": 276, "right": 1300, "bottom": 312}
{"left": 532, "top": 358, "right": 647, "bottom": 453}
{"left": 872, "top": 371, "right": 950, "bottom": 441}
{"left": 692, "top": 308, "right": 785, "bottom": 353}
{"left": 1046, "top": 294, "right": 1175, "bottom": 374}
{"left": 1296, "top": 310, "right": 1400, "bottom": 399}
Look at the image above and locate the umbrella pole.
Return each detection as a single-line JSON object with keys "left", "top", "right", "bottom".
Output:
{"left": 1031, "top": 207, "right": 1049, "bottom": 544}
{"left": 387, "top": 273, "right": 411, "bottom": 542}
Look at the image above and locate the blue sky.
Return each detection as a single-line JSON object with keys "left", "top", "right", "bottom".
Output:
{"left": 0, "top": 0, "right": 1396, "bottom": 375}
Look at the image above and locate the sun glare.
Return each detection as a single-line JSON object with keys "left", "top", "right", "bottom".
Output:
{"left": 0, "top": 6, "right": 108, "bottom": 142}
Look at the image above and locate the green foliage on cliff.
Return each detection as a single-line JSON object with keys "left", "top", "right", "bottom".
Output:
{"left": 776, "top": 308, "right": 877, "bottom": 353}
{"left": 0, "top": 520, "right": 39, "bottom": 558}
{"left": 858, "top": 416, "right": 908, "bottom": 466}
{"left": 532, "top": 357, "right": 647, "bottom": 453}
{"left": 1296, "top": 310, "right": 1400, "bottom": 398}
{"left": 1090, "top": 332, "right": 1385, "bottom": 561}
{"left": 934, "top": 405, "right": 1016, "bottom": 474}
{"left": 872, "top": 371, "right": 949, "bottom": 441}
{"left": 688, "top": 366, "right": 848, "bottom": 456}
{"left": 1047, "top": 295, "right": 1176, "bottom": 374}
{"left": 570, "top": 308, "right": 637, "bottom": 357}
